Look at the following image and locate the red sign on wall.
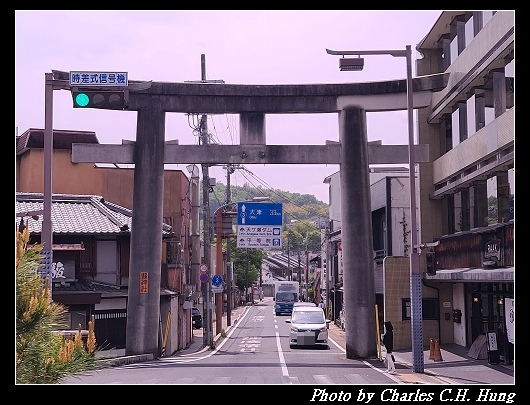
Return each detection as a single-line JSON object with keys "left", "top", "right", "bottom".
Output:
{"left": 140, "top": 272, "right": 148, "bottom": 293}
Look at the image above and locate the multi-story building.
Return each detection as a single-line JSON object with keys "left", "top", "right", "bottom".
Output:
{"left": 323, "top": 11, "right": 514, "bottom": 364}
{"left": 417, "top": 11, "right": 514, "bottom": 363}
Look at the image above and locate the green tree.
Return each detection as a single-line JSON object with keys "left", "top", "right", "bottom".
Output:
{"left": 282, "top": 221, "right": 322, "bottom": 253}
{"left": 16, "top": 221, "right": 101, "bottom": 384}
{"left": 228, "top": 238, "right": 264, "bottom": 293}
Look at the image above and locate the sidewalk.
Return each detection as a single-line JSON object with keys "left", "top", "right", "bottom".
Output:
{"left": 326, "top": 320, "right": 515, "bottom": 385}
{"left": 99, "top": 300, "right": 515, "bottom": 385}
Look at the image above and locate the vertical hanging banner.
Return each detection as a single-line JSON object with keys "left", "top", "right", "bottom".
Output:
{"left": 505, "top": 298, "right": 514, "bottom": 344}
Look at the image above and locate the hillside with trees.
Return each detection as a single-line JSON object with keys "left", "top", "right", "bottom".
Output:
{"left": 205, "top": 182, "right": 329, "bottom": 225}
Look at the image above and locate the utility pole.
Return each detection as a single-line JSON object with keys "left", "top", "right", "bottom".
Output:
{"left": 287, "top": 232, "right": 291, "bottom": 281}
{"left": 186, "top": 56, "right": 225, "bottom": 347}
{"left": 200, "top": 54, "right": 213, "bottom": 348}
{"left": 326, "top": 222, "right": 333, "bottom": 320}
{"left": 245, "top": 248, "right": 249, "bottom": 303}
{"left": 188, "top": 165, "right": 200, "bottom": 294}
{"left": 305, "top": 241, "right": 309, "bottom": 302}
{"left": 297, "top": 250, "right": 302, "bottom": 297}
{"left": 225, "top": 164, "right": 234, "bottom": 326}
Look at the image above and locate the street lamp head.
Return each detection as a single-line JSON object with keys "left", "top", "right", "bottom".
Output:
{"left": 339, "top": 57, "right": 364, "bottom": 71}
{"left": 186, "top": 164, "right": 199, "bottom": 178}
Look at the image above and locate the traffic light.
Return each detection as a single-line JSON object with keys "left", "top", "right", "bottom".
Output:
{"left": 426, "top": 251, "right": 436, "bottom": 275}
{"left": 72, "top": 90, "right": 126, "bottom": 110}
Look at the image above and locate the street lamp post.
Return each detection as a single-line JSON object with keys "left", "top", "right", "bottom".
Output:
{"left": 326, "top": 46, "right": 423, "bottom": 373}
{"left": 287, "top": 231, "right": 291, "bottom": 281}
{"left": 246, "top": 248, "right": 250, "bottom": 303}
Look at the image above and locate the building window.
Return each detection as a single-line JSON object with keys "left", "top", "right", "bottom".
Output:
{"left": 401, "top": 298, "right": 439, "bottom": 320}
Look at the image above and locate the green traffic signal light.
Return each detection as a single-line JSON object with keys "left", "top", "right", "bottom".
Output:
{"left": 72, "top": 90, "right": 126, "bottom": 110}
{"left": 74, "top": 92, "right": 90, "bottom": 107}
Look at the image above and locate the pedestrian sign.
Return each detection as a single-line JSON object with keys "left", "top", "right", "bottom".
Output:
{"left": 212, "top": 274, "right": 223, "bottom": 287}
{"left": 211, "top": 274, "right": 224, "bottom": 293}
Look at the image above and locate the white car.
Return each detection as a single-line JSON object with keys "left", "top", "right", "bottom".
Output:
{"left": 286, "top": 306, "right": 331, "bottom": 349}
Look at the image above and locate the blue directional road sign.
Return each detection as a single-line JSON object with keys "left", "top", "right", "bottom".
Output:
{"left": 237, "top": 202, "right": 283, "bottom": 226}
{"left": 236, "top": 203, "right": 283, "bottom": 248}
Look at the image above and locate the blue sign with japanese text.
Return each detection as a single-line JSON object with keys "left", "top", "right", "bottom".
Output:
{"left": 237, "top": 202, "right": 283, "bottom": 226}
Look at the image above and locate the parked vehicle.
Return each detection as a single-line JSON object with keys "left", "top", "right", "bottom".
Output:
{"left": 191, "top": 307, "right": 202, "bottom": 329}
{"left": 274, "top": 280, "right": 299, "bottom": 315}
{"left": 286, "top": 306, "right": 330, "bottom": 349}
{"left": 293, "top": 301, "right": 317, "bottom": 307}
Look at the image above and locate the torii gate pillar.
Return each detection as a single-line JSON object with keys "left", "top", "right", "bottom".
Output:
{"left": 339, "top": 106, "right": 377, "bottom": 359}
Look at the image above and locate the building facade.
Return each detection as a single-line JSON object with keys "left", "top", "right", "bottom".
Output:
{"left": 416, "top": 11, "right": 514, "bottom": 363}
{"left": 16, "top": 129, "right": 195, "bottom": 355}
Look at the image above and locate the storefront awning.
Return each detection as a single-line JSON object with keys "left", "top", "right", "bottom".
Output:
{"left": 425, "top": 266, "right": 514, "bottom": 282}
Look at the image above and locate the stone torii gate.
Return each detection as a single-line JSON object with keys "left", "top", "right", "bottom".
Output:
{"left": 63, "top": 70, "right": 448, "bottom": 358}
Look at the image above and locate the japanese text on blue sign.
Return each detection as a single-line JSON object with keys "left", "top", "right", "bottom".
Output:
{"left": 237, "top": 202, "right": 283, "bottom": 226}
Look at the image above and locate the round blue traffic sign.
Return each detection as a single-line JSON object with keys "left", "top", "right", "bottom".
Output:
{"left": 212, "top": 274, "right": 223, "bottom": 287}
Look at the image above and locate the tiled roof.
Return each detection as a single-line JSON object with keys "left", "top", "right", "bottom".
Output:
{"left": 52, "top": 278, "right": 126, "bottom": 295}
{"left": 16, "top": 128, "right": 99, "bottom": 155}
{"left": 16, "top": 192, "right": 172, "bottom": 236}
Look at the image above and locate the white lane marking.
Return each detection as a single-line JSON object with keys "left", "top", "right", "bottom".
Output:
{"left": 163, "top": 305, "right": 252, "bottom": 363}
{"left": 276, "top": 331, "right": 289, "bottom": 377}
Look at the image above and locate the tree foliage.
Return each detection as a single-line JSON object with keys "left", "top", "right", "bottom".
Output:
{"left": 282, "top": 221, "right": 322, "bottom": 253}
{"left": 227, "top": 238, "right": 264, "bottom": 291}
{"left": 16, "top": 220, "right": 101, "bottom": 384}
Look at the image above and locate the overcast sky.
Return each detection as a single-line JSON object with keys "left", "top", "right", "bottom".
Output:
{"left": 15, "top": 10, "right": 443, "bottom": 203}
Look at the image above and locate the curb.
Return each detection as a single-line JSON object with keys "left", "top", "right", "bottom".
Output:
{"left": 100, "top": 353, "right": 155, "bottom": 367}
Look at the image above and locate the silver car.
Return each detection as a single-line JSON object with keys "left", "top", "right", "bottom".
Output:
{"left": 286, "top": 306, "right": 330, "bottom": 349}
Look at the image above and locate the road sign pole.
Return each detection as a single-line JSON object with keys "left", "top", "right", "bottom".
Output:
{"left": 199, "top": 263, "right": 210, "bottom": 347}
